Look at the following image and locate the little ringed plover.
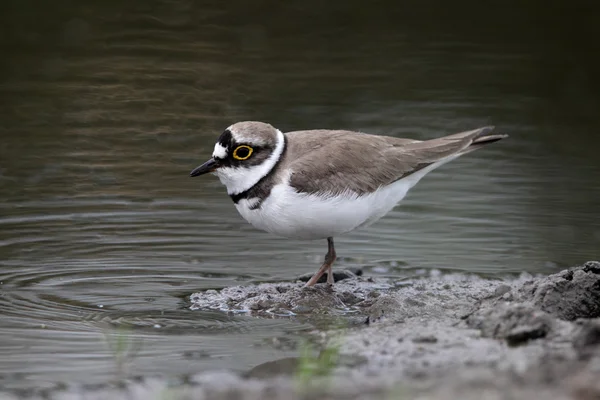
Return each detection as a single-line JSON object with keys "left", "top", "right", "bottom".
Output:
{"left": 190, "top": 121, "right": 507, "bottom": 286}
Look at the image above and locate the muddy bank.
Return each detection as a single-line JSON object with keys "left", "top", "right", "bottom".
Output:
{"left": 4, "top": 262, "right": 600, "bottom": 400}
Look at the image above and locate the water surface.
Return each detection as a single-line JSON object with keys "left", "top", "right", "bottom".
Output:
{"left": 1, "top": 0, "right": 599, "bottom": 391}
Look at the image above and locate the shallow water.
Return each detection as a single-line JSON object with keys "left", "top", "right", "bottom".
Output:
{"left": 1, "top": 0, "right": 599, "bottom": 391}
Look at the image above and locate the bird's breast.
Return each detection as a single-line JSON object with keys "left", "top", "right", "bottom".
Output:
{"left": 232, "top": 180, "right": 413, "bottom": 240}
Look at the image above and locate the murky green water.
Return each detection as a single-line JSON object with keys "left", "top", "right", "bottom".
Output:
{"left": 1, "top": 0, "right": 599, "bottom": 391}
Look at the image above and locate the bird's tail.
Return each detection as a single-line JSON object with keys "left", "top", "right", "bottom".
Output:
{"left": 459, "top": 127, "right": 508, "bottom": 154}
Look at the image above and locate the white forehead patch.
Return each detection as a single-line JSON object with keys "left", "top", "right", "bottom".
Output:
{"left": 212, "top": 143, "right": 228, "bottom": 159}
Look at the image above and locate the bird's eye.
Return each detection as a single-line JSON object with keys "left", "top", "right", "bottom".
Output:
{"left": 232, "top": 145, "right": 253, "bottom": 160}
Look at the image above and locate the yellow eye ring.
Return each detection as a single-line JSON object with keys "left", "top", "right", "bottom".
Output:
{"left": 232, "top": 145, "right": 253, "bottom": 160}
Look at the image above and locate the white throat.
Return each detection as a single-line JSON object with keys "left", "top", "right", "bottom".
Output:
{"left": 215, "top": 129, "right": 285, "bottom": 195}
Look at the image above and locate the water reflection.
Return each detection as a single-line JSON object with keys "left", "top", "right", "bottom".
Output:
{"left": 1, "top": 0, "right": 599, "bottom": 391}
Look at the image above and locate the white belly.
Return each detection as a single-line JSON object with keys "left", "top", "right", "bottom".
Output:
{"left": 234, "top": 158, "right": 455, "bottom": 240}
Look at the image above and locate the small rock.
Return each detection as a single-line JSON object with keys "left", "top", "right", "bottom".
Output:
{"left": 527, "top": 266, "right": 600, "bottom": 320}
{"left": 405, "top": 298, "right": 426, "bottom": 307}
{"left": 573, "top": 319, "right": 600, "bottom": 358}
{"left": 494, "top": 284, "right": 512, "bottom": 297}
{"left": 412, "top": 335, "right": 438, "bottom": 344}
{"left": 366, "top": 296, "right": 401, "bottom": 324}
{"left": 561, "top": 270, "right": 574, "bottom": 281}
{"left": 466, "top": 303, "right": 552, "bottom": 343}
{"left": 502, "top": 292, "right": 513, "bottom": 301}
{"left": 583, "top": 261, "right": 600, "bottom": 274}
{"left": 244, "top": 357, "right": 299, "bottom": 379}
{"left": 505, "top": 325, "right": 548, "bottom": 346}
{"left": 337, "top": 291, "right": 361, "bottom": 305}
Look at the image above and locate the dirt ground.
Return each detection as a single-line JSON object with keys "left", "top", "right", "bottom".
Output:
{"left": 4, "top": 261, "right": 600, "bottom": 400}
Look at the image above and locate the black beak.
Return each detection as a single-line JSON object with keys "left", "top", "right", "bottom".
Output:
{"left": 190, "top": 158, "right": 219, "bottom": 177}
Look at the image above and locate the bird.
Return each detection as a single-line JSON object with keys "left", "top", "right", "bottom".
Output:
{"left": 190, "top": 121, "right": 507, "bottom": 287}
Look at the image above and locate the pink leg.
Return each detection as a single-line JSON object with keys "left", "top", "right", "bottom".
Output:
{"left": 327, "top": 264, "right": 334, "bottom": 285}
{"left": 305, "top": 237, "right": 337, "bottom": 287}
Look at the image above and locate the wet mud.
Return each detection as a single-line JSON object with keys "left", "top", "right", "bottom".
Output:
{"left": 6, "top": 262, "right": 600, "bottom": 400}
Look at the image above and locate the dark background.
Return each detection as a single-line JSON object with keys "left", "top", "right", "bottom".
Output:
{"left": 1, "top": 0, "right": 599, "bottom": 390}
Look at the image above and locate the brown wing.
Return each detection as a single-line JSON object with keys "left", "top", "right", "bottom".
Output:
{"left": 285, "top": 127, "right": 499, "bottom": 196}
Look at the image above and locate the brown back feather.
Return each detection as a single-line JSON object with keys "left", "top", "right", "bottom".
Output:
{"left": 285, "top": 126, "right": 503, "bottom": 196}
